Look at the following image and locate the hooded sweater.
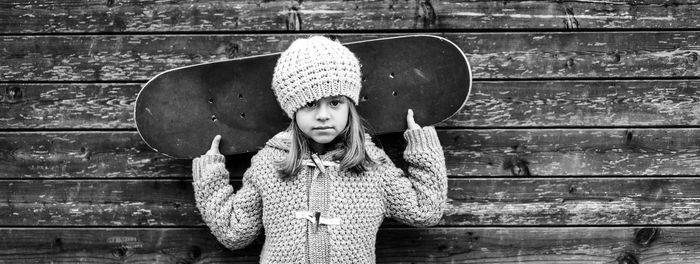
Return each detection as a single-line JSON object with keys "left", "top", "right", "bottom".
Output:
{"left": 192, "top": 126, "right": 447, "bottom": 263}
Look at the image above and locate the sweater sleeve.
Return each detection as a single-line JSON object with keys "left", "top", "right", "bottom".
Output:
{"left": 192, "top": 154, "right": 263, "bottom": 250}
{"left": 380, "top": 126, "right": 447, "bottom": 227}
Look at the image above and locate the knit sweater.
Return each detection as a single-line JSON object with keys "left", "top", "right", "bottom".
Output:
{"left": 192, "top": 126, "right": 447, "bottom": 263}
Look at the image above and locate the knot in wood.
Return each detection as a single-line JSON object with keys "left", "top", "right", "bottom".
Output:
{"left": 106, "top": 12, "right": 127, "bottom": 32}
{"left": 112, "top": 245, "right": 130, "bottom": 259}
{"left": 617, "top": 253, "right": 638, "bottom": 264}
{"left": 53, "top": 238, "right": 64, "bottom": 251}
{"left": 606, "top": 52, "right": 621, "bottom": 64}
{"left": 6, "top": 86, "right": 23, "bottom": 101}
{"left": 502, "top": 156, "right": 530, "bottom": 176}
{"left": 226, "top": 42, "right": 240, "bottom": 58}
{"left": 286, "top": 6, "right": 302, "bottom": 31}
{"left": 565, "top": 58, "right": 575, "bottom": 69}
{"left": 563, "top": 7, "right": 580, "bottom": 29}
{"left": 634, "top": 227, "right": 659, "bottom": 246}
{"left": 188, "top": 245, "right": 202, "bottom": 259}
{"left": 417, "top": 0, "right": 437, "bottom": 28}
{"left": 624, "top": 130, "right": 634, "bottom": 145}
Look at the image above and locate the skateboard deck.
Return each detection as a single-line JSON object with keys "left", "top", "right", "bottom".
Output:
{"left": 135, "top": 35, "right": 472, "bottom": 159}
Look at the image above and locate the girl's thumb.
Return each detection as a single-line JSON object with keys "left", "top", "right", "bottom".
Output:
{"left": 211, "top": 135, "right": 221, "bottom": 150}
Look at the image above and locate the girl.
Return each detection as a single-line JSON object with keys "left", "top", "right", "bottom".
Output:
{"left": 192, "top": 36, "right": 447, "bottom": 263}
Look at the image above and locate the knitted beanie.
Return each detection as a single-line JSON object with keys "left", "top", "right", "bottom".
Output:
{"left": 272, "top": 36, "right": 362, "bottom": 117}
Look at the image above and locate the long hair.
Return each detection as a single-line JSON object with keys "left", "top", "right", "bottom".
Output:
{"left": 276, "top": 100, "right": 374, "bottom": 178}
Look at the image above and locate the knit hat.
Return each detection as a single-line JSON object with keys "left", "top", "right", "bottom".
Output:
{"left": 272, "top": 36, "right": 362, "bottom": 117}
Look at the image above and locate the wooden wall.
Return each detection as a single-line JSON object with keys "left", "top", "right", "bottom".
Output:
{"left": 2, "top": 0, "right": 700, "bottom": 263}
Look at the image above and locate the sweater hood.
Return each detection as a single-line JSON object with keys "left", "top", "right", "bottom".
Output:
{"left": 264, "top": 131, "right": 293, "bottom": 151}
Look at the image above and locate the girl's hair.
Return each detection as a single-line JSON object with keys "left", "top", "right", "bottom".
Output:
{"left": 276, "top": 98, "right": 374, "bottom": 178}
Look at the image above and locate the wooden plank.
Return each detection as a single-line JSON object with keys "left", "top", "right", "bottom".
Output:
{"left": 445, "top": 80, "right": 700, "bottom": 127}
{"left": 1, "top": 129, "right": 699, "bottom": 178}
{"left": 0, "top": 83, "right": 139, "bottom": 129}
{"left": 0, "top": 227, "right": 697, "bottom": 263}
{"left": 0, "top": 132, "right": 196, "bottom": 179}
{"left": 0, "top": 131, "right": 253, "bottom": 179}
{"left": 0, "top": 180, "right": 203, "bottom": 226}
{"left": 2, "top": 1, "right": 700, "bottom": 33}
{"left": 444, "top": 177, "right": 700, "bottom": 226}
{"left": 3, "top": 80, "right": 699, "bottom": 129}
{"left": 3, "top": 178, "right": 700, "bottom": 226}
{"left": 0, "top": 228, "right": 259, "bottom": 263}
{"left": 2, "top": 32, "right": 700, "bottom": 81}
{"left": 436, "top": 128, "right": 700, "bottom": 176}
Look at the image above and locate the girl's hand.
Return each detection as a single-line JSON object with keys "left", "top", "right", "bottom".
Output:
{"left": 206, "top": 135, "right": 222, "bottom": 155}
{"left": 406, "top": 109, "right": 422, "bottom": 130}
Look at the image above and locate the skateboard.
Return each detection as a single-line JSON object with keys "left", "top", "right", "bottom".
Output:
{"left": 135, "top": 35, "right": 472, "bottom": 159}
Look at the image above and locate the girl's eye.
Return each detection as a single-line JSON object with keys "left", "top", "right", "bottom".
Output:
{"left": 330, "top": 99, "right": 342, "bottom": 106}
{"left": 305, "top": 101, "right": 318, "bottom": 108}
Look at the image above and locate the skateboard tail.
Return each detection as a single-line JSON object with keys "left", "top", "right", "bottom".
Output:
{"left": 421, "top": 35, "right": 472, "bottom": 126}
{"left": 350, "top": 35, "right": 472, "bottom": 132}
{"left": 134, "top": 52, "right": 288, "bottom": 159}
{"left": 403, "top": 35, "right": 471, "bottom": 127}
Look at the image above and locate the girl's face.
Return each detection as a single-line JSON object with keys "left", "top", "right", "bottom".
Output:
{"left": 295, "top": 96, "right": 349, "bottom": 147}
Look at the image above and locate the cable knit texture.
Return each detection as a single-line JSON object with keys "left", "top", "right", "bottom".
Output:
{"left": 271, "top": 36, "right": 362, "bottom": 117}
{"left": 192, "top": 126, "right": 447, "bottom": 263}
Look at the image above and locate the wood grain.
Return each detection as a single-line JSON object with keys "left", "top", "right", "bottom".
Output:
{"left": 0, "top": 180, "right": 202, "bottom": 226}
{"left": 3, "top": 80, "right": 699, "bottom": 129}
{"left": 437, "top": 128, "right": 700, "bottom": 176}
{"left": 2, "top": 0, "right": 700, "bottom": 33}
{"left": 0, "top": 132, "right": 198, "bottom": 179}
{"left": 3, "top": 0, "right": 699, "bottom": 262}
{"left": 2, "top": 32, "right": 700, "bottom": 81}
{"left": 445, "top": 80, "right": 700, "bottom": 127}
{"left": 444, "top": 177, "right": 700, "bottom": 226}
{"left": 0, "top": 227, "right": 697, "bottom": 263}
{"left": 1, "top": 129, "right": 698, "bottom": 178}
{"left": 0, "top": 83, "right": 139, "bottom": 129}
{"left": 3, "top": 178, "right": 700, "bottom": 226}
{"left": 0, "top": 228, "right": 259, "bottom": 263}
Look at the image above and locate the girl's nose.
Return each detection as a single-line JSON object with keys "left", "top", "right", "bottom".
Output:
{"left": 315, "top": 105, "right": 330, "bottom": 121}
